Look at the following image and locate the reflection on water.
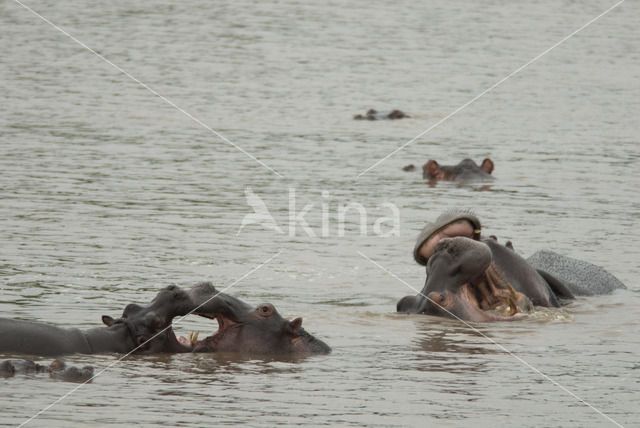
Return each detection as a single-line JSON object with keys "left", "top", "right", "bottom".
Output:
{"left": 410, "top": 319, "right": 495, "bottom": 375}
{"left": 412, "top": 319, "right": 498, "bottom": 355}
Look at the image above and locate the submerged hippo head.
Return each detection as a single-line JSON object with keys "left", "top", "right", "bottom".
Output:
{"left": 423, "top": 158, "right": 494, "bottom": 182}
{"left": 184, "top": 282, "right": 331, "bottom": 356}
{"left": 354, "top": 109, "right": 409, "bottom": 120}
{"left": 411, "top": 237, "right": 532, "bottom": 322}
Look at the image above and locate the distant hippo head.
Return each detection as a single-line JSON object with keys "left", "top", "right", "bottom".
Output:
{"left": 185, "top": 282, "right": 331, "bottom": 356}
{"left": 423, "top": 158, "right": 494, "bottom": 182}
{"left": 409, "top": 237, "right": 532, "bottom": 322}
{"left": 354, "top": 109, "right": 409, "bottom": 120}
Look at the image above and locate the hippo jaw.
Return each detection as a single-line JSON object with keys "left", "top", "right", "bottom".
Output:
{"left": 426, "top": 281, "right": 529, "bottom": 322}
{"left": 422, "top": 237, "right": 531, "bottom": 322}
{"left": 190, "top": 313, "right": 242, "bottom": 352}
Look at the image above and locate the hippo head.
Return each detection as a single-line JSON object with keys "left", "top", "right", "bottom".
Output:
{"left": 190, "top": 303, "right": 331, "bottom": 355}
{"left": 101, "top": 285, "right": 194, "bottom": 354}
{"left": 185, "top": 282, "right": 331, "bottom": 356}
{"left": 423, "top": 158, "right": 494, "bottom": 182}
{"left": 416, "top": 237, "right": 532, "bottom": 322}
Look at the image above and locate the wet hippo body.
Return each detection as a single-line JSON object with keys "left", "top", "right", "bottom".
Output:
{"left": 0, "top": 359, "right": 94, "bottom": 383}
{"left": 183, "top": 282, "right": 331, "bottom": 356}
{"left": 402, "top": 209, "right": 626, "bottom": 322}
{"left": 0, "top": 284, "right": 194, "bottom": 357}
{"left": 398, "top": 237, "right": 534, "bottom": 321}
{"left": 0, "top": 318, "right": 130, "bottom": 356}
{"left": 527, "top": 250, "right": 626, "bottom": 296}
{"left": 423, "top": 158, "right": 494, "bottom": 182}
{"left": 354, "top": 109, "right": 409, "bottom": 120}
{"left": 483, "top": 239, "right": 574, "bottom": 307}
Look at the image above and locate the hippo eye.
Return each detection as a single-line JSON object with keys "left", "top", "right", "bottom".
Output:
{"left": 257, "top": 304, "right": 274, "bottom": 317}
{"left": 136, "top": 336, "right": 149, "bottom": 350}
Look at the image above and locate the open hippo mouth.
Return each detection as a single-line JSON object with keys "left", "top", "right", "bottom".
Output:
{"left": 426, "top": 273, "right": 532, "bottom": 322}
{"left": 177, "top": 312, "right": 243, "bottom": 351}
{"left": 177, "top": 282, "right": 331, "bottom": 355}
{"left": 423, "top": 237, "right": 533, "bottom": 322}
{"left": 469, "top": 263, "right": 533, "bottom": 318}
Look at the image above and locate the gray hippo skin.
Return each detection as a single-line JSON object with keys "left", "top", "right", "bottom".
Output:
{"left": 483, "top": 239, "right": 574, "bottom": 307}
{"left": 0, "top": 281, "right": 331, "bottom": 357}
{"left": 0, "top": 359, "right": 94, "bottom": 383}
{"left": 423, "top": 158, "right": 494, "bottom": 182}
{"left": 0, "top": 284, "right": 196, "bottom": 356}
{"left": 184, "top": 281, "right": 331, "bottom": 355}
{"left": 399, "top": 210, "right": 577, "bottom": 321}
{"left": 527, "top": 250, "right": 626, "bottom": 296}
{"left": 400, "top": 209, "right": 626, "bottom": 321}
{"left": 397, "top": 237, "right": 534, "bottom": 321}
{"left": 354, "top": 109, "right": 409, "bottom": 120}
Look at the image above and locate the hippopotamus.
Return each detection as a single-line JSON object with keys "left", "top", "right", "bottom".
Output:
{"left": 399, "top": 209, "right": 625, "bottom": 321}
{"left": 0, "top": 282, "right": 331, "bottom": 357}
{"left": 398, "top": 237, "right": 539, "bottom": 321}
{"left": 0, "top": 284, "right": 195, "bottom": 356}
{"left": 354, "top": 109, "right": 409, "bottom": 120}
{"left": 0, "top": 359, "right": 94, "bottom": 383}
{"left": 181, "top": 282, "right": 331, "bottom": 356}
{"left": 422, "top": 158, "right": 494, "bottom": 182}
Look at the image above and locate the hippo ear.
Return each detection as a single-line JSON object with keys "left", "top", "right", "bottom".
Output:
{"left": 287, "top": 317, "right": 303, "bottom": 335}
{"left": 102, "top": 315, "right": 115, "bottom": 326}
{"left": 481, "top": 158, "right": 494, "bottom": 174}
{"left": 424, "top": 160, "right": 440, "bottom": 178}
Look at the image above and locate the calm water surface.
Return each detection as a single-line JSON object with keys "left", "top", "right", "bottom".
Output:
{"left": 1, "top": 0, "right": 639, "bottom": 426}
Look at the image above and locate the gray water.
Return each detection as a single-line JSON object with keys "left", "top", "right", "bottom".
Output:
{"left": 1, "top": 0, "right": 639, "bottom": 426}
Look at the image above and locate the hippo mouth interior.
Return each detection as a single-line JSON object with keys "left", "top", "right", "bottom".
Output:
{"left": 180, "top": 313, "right": 242, "bottom": 350}
{"left": 463, "top": 264, "right": 532, "bottom": 320}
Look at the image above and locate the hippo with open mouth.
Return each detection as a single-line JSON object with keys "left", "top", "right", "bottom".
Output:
{"left": 0, "top": 284, "right": 194, "bottom": 357}
{"left": 182, "top": 282, "right": 331, "bottom": 356}
{"left": 398, "top": 237, "right": 535, "bottom": 321}
{"left": 0, "top": 282, "right": 330, "bottom": 357}
{"left": 399, "top": 209, "right": 626, "bottom": 321}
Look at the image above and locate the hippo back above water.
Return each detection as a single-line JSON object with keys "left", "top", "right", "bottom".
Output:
{"left": 527, "top": 250, "right": 626, "bottom": 296}
{"left": 0, "top": 359, "right": 94, "bottom": 383}
{"left": 0, "top": 284, "right": 194, "bottom": 357}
